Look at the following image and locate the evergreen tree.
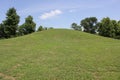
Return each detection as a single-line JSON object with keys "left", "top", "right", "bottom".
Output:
{"left": 3, "top": 7, "right": 20, "bottom": 38}
{"left": 0, "top": 24, "right": 5, "bottom": 38}
{"left": 18, "top": 15, "right": 36, "bottom": 35}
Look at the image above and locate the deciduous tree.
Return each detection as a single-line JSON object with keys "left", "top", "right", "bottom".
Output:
{"left": 81, "top": 17, "right": 97, "bottom": 34}
{"left": 71, "top": 23, "right": 81, "bottom": 31}
{"left": 98, "top": 17, "right": 116, "bottom": 38}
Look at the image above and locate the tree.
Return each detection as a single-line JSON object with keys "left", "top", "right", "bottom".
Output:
{"left": 44, "top": 27, "right": 48, "bottom": 30}
{"left": 37, "top": 25, "right": 44, "bottom": 31}
{"left": 24, "top": 15, "right": 36, "bottom": 33}
{"left": 98, "top": 17, "right": 116, "bottom": 38}
{"left": 81, "top": 17, "right": 97, "bottom": 34}
{"left": 71, "top": 23, "right": 81, "bottom": 31}
{"left": 18, "top": 15, "right": 36, "bottom": 35}
{"left": 48, "top": 27, "right": 54, "bottom": 29}
{"left": 3, "top": 7, "right": 20, "bottom": 38}
{"left": 0, "top": 24, "right": 5, "bottom": 38}
{"left": 114, "top": 21, "right": 120, "bottom": 39}
{"left": 18, "top": 24, "right": 26, "bottom": 35}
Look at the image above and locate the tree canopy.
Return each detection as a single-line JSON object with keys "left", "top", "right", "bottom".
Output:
{"left": 37, "top": 25, "right": 44, "bottom": 31}
{"left": 3, "top": 7, "right": 20, "bottom": 38}
{"left": 98, "top": 17, "right": 120, "bottom": 39}
{"left": 72, "top": 17, "right": 120, "bottom": 39}
{"left": 71, "top": 23, "right": 81, "bottom": 31}
{"left": 18, "top": 15, "right": 36, "bottom": 35}
{"left": 81, "top": 17, "right": 97, "bottom": 34}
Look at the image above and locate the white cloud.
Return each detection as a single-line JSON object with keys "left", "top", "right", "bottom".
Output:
{"left": 40, "top": 10, "right": 62, "bottom": 20}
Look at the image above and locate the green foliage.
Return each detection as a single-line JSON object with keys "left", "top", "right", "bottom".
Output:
{"left": 37, "top": 25, "right": 44, "bottom": 31}
{"left": 24, "top": 15, "right": 36, "bottom": 33}
{"left": 98, "top": 17, "right": 120, "bottom": 39}
{"left": 0, "top": 24, "right": 5, "bottom": 38}
{"left": 114, "top": 21, "right": 120, "bottom": 39}
{"left": 44, "top": 27, "right": 48, "bottom": 30}
{"left": 71, "top": 17, "right": 120, "bottom": 39}
{"left": 48, "top": 27, "right": 54, "bottom": 30}
{"left": 71, "top": 23, "right": 81, "bottom": 31}
{"left": 37, "top": 26, "right": 53, "bottom": 32}
{"left": 0, "top": 29, "right": 120, "bottom": 80}
{"left": 3, "top": 7, "right": 20, "bottom": 38}
{"left": 18, "top": 24, "right": 26, "bottom": 35}
{"left": 18, "top": 15, "right": 36, "bottom": 35}
{"left": 1, "top": 7, "right": 120, "bottom": 40}
{"left": 81, "top": 17, "right": 97, "bottom": 34}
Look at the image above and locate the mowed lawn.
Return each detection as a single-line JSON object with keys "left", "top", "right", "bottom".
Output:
{"left": 0, "top": 29, "right": 120, "bottom": 80}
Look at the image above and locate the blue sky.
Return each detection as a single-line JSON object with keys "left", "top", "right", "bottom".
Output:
{"left": 0, "top": 0, "right": 120, "bottom": 29}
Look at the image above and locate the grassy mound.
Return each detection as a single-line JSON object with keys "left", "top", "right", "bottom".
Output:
{"left": 0, "top": 29, "right": 120, "bottom": 80}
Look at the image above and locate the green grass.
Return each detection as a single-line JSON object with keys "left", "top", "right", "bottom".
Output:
{"left": 0, "top": 29, "right": 120, "bottom": 80}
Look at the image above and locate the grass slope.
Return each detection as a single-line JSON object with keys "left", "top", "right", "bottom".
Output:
{"left": 0, "top": 29, "right": 120, "bottom": 80}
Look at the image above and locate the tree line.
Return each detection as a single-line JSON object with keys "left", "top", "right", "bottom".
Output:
{"left": 1, "top": 8, "right": 120, "bottom": 39}
{"left": 71, "top": 17, "right": 120, "bottom": 39}
{"left": 0, "top": 7, "right": 52, "bottom": 39}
